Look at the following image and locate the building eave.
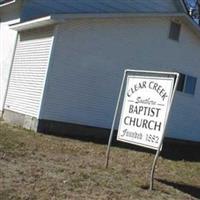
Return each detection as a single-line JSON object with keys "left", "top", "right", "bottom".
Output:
{"left": 10, "top": 12, "right": 200, "bottom": 38}
{"left": 10, "top": 12, "right": 186, "bottom": 31}
{"left": 52, "top": 12, "right": 186, "bottom": 21}
{"left": 0, "top": 0, "right": 16, "bottom": 8}
{"left": 10, "top": 15, "right": 57, "bottom": 31}
{"left": 54, "top": 13, "right": 200, "bottom": 39}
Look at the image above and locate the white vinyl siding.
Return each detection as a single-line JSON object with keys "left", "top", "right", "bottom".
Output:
{"left": 5, "top": 27, "right": 53, "bottom": 117}
{"left": 0, "top": 0, "right": 22, "bottom": 112}
{"left": 40, "top": 18, "right": 200, "bottom": 141}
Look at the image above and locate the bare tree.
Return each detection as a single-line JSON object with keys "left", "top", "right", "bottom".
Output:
{"left": 184, "top": 0, "right": 200, "bottom": 24}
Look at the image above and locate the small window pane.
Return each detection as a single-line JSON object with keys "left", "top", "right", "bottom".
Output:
{"left": 184, "top": 76, "right": 197, "bottom": 95}
{"left": 169, "top": 21, "right": 181, "bottom": 41}
{"left": 177, "top": 73, "right": 185, "bottom": 91}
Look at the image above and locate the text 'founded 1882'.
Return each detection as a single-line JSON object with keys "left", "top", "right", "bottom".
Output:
{"left": 117, "top": 76, "right": 174, "bottom": 150}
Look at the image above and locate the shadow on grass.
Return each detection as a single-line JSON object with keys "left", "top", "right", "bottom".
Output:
{"left": 44, "top": 130, "right": 200, "bottom": 162}
{"left": 38, "top": 121, "right": 200, "bottom": 162}
{"left": 161, "top": 139, "right": 200, "bottom": 162}
{"left": 46, "top": 131, "right": 200, "bottom": 162}
{"left": 115, "top": 137, "right": 200, "bottom": 162}
{"left": 156, "top": 178, "right": 200, "bottom": 199}
{"left": 64, "top": 133, "right": 200, "bottom": 162}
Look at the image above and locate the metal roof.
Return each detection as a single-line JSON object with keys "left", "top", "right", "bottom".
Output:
{"left": 21, "top": 0, "right": 186, "bottom": 22}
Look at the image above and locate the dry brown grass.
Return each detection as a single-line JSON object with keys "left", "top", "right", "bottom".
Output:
{"left": 0, "top": 122, "right": 199, "bottom": 200}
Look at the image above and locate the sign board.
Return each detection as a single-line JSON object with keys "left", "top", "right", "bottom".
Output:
{"left": 106, "top": 70, "right": 179, "bottom": 190}
{"left": 117, "top": 74, "right": 176, "bottom": 150}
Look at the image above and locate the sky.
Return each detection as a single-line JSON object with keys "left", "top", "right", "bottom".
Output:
{"left": 186, "top": 0, "right": 197, "bottom": 7}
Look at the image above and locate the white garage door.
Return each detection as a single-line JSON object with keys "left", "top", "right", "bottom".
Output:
{"left": 5, "top": 26, "right": 54, "bottom": 117}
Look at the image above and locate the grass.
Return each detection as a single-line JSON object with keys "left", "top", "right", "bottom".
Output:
{"left": 0, "top": 122, "right": 199, "bottom": 200}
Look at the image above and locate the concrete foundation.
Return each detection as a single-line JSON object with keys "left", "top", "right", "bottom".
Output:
{"left": 3, "top": 109, "right": 39, "bottom": 131}
{"left": 2, "top": 109, "right": 110, "bottom": 141}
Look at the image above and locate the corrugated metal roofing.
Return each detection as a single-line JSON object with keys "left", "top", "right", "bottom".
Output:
{"left": 21, "top": 0, "right": 185, "bottom": 22}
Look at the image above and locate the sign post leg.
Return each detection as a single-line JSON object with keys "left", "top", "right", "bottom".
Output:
{"left": 105, "top": 127, "right": 115, "bottom": 168}
{"left": 149, "top": 74, "right": 179, "bottom": 191}
{"left": 149, "top": 148, "right": 161, "bottom": 190}
{"left": 105, "top": 71, "right": 127, "bottom": 168}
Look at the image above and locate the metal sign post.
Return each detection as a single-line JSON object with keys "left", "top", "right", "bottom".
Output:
{"left": 105, "top": 71, "right": 127, "bottom": 168}
{"left": 149, "top": 71, "right": 179, "bottom": 190}
{"left": 105, "top": 69, "right": 179, "bottom": 190}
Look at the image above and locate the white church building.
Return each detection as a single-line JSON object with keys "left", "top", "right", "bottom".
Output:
{"left": 1, "top": 0, "right": 200, "bottom": 142}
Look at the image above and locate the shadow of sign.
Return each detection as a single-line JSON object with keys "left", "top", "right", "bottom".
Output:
{"left": 156, "top": 178, "right": 200, "bottom": 199}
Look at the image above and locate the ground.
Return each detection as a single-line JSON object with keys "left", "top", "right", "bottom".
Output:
{"left": 0, "top": 122, "right": 199, "bottom": 200}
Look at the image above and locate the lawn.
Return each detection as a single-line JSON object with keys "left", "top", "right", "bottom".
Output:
{"left": 0, "top": 122, "right": 199, "bottom": 200}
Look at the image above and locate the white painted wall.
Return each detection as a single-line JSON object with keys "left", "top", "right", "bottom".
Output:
{"left": 39, "top": 16, "right": 200, "bottom": 141}
{"left": 0, "top": 1, "right": 22, "bottom": 113}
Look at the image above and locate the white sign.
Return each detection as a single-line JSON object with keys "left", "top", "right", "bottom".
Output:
{"left": 117, "top": 75, "right": 175, "bottom": 150}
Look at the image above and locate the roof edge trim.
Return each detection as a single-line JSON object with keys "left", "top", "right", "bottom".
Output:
{"left": 0, "top": 0, "right": 16, "bottom": 8}
{"left": 10, "top": 15, "right": 57, "bottom": 31}
{"left": 10, "top": 12, "right": 200, "bottom": 35}
{"left": 11, "top": 12, "right": 186, "bottom": 31}
{"left": 179, "top": 0, "right": 188, "bottom": 13}
{"left": 52, "top": 13, "right": 186, "bottom": 22}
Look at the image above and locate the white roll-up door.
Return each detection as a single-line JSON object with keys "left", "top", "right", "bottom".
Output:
{"left": 5, "top": 26, "right": 54, "bottom": 117}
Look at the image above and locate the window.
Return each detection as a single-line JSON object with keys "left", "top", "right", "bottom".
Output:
{"left": 184, "top": 76, "right": 197, "bottom": 95}
{"left": 169, "top": 21, "right": 181, "bottom": 41}
{"left": 177, "top": 73, "right": 197, "bottom": 95}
